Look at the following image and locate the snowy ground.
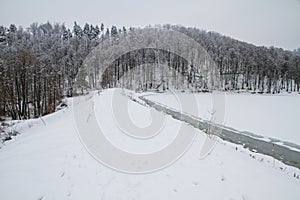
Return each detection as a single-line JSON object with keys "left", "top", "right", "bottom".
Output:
{"left": 145, "top": 91, "right": 300, "bottom": 146}
{"left": 0, "top": 89, "right": 299, "bottom": 200}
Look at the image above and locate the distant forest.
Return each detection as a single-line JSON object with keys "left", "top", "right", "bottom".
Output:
{"left": 0, "top": 22, "right": 300, "bottom": 120}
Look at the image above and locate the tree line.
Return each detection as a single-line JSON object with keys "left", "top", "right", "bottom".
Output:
{"left": 0, "top": 22, "right": 299, "bottom": 120}
{"left": 171, "top": 25, "right": 300, "bottom": 93}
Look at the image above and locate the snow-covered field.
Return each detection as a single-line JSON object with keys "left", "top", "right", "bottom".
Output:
{"left": 0, "top": 89, "right": 299, "bottom": 200}
{"left": 145, "top": 92, "right": 300, "bottom": 146}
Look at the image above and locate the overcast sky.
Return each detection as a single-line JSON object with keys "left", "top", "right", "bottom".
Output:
{"left": 1, "top": 0, "right": 300, "bottom": 50}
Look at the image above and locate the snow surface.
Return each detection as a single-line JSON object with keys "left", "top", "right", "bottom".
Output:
{"left": 0, "top": 89, "right": 299, "bottom": 200}
{"left": 145, "top": 92, "right": 300, "bottom": 146}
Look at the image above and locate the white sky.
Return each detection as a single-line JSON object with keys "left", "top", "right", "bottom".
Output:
{"left": 1, "top": 0, "right": 300, "bottom": 50}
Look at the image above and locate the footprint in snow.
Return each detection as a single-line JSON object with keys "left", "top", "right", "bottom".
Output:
{"left": 37, "top": 196, "right": 44, "bottom": 200}
{"left": 192, "top": 181, "right": 199, "bottom": 186}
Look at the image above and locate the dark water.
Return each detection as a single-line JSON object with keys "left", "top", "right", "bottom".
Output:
{"left": 140, "top": 96, "right": 300, "bottom": 169}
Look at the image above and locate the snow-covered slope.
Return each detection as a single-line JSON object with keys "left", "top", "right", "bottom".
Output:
{"left": 0, "top": 89, "right": 299, "bottom": 200}
{"left": 146, "top": 92, "right": 300, "bottom": 146}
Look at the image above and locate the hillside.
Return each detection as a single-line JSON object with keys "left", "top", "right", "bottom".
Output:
{"left": 0, "top": 23, "right": 300, "bottom": 121}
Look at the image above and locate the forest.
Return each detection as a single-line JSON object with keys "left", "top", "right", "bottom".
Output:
{"left": 0, "top": 22, "right": 300, "bottom": 120}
